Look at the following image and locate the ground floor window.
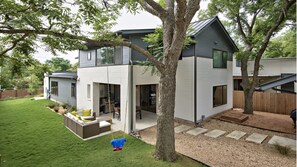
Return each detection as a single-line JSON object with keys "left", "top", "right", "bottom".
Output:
{"left": 51, "top": 81, "right": 58, "bottom": 96}
{"left": 213, "top": 85, "right": 227, "bottom": 107}
{"left": 71, "top": 83, "right": 76, "bottom": 97}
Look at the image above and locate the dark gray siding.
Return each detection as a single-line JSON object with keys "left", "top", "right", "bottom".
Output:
{"left": 182, "top": 22, "right": 234, "bottom": 61}
{"left": 128, "top": 34, "right": 150, "bottom": 62}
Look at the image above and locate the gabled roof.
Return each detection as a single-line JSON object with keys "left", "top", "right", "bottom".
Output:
{"left": 256, "top": 74, "right": 296, "bottom": 91}
{"left": 188, "top": 16, "right": 238, "bottom": 52}
{"left": 49, "top": 72, "right": 77, "bottom": 79}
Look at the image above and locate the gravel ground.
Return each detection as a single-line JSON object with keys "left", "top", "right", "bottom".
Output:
{"left": 139, "top": 119, "right": 296, "bottom": 167}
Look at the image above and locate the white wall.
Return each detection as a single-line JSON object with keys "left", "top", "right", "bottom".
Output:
{"left": 197, "top": 57, "right": 233, "bottom": 120}
{"left": 233, "top": 57, "right": 296, "bottom": 76}
{"left": 175, "top": 57, "right": 195, "bottom": 122}
{"left": 43, "top": 73, "right": 49, "bottom": 99}
{"left": 77, "top": 65, "right": 131, "bottom": 132}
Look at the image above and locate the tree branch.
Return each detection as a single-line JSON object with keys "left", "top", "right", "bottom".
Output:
{"left": 0, "top": 29, "right": 165, "bottom": 71}
{"left": 236, "top": 14, "right": 250, "bottom": 45}
{"left": 252, "top": 0, "right": 296, "bottom": 87}
{"left": 138, "top": 0, "right": 166, "bottom": 20}
{"left": 185, "top": 0, "right": 201, "bottom": 26}
{"left": 0, "top": 34, "right": 29, "bottom": 57}
{"left": 138, "top": 1, "right": 161, "bottom": 19}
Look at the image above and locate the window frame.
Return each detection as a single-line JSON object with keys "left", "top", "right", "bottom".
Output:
{"left": 71, "top": 83, "right": 76, "bottom": 98}
{"left": 213, "top": 85, "right": 227, "bottom": 107}
{"left": 87, "top": 84, "right": 91, "bottom": 99}
{"left": 96, "top": 47, "right": 115, "bottom": 65}
{"left": 51, "top": 81, "right": 58, "bottom": 96}
{"left": 87, "top": 52, "right": 92, "bottom": 60}
{"left": 213, "top": 49, "right": 228, "bottom": 68}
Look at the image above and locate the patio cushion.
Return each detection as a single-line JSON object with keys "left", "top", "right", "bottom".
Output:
{"left": 82, "top": 109, "right": 91, "bottom": 116}
{"left": 100, "top": 121, "right": 111, "bottom": 128}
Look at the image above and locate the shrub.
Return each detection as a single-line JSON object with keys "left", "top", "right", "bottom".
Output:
{"left": 61, "top": 104, "right": 67, "bottom": 109}
{"left": 273, "top": 142, "right": 291, "bottom": 155}
{"left": 48, "top": 103, "right": 59, "bottom": 109}
{"left": 53, "top": 106, "right": 59, "bottom": 112}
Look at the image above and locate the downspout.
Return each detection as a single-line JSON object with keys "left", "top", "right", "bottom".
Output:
{"left": 194, "top": 43, "right": 197, "bottom": 125}
{"left": 129, "top": 59, "right": 134, "bottom": 132}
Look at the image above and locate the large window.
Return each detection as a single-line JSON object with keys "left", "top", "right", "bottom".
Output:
{"left": 97, "top": 47, "right": 114, "bottom": 65}
{"left": 213, "top": 49, "right": 228, "bottom": 68}
{"left": 213, "top": 85, "right": 227, "bottom": 107}
{"left": 71, "top": 83, "right": 76, "bottom": 97}
{"left": 51, "top": 81, "right": 58, "bottom": 96}
{"left": 87, "top": 52, "right": 92, "bottom": 60}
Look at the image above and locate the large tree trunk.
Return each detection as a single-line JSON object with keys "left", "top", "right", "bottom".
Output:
{"left": 243, "top": 89, "right": 254, "bottom": 114}
{"left": 154, "top": 67, "right": 177, "bottom": 162}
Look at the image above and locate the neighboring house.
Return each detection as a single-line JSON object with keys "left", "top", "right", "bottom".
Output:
{"left": 76, "top": 16, "right": 238, "bottom": 133}
{"left": 233, "top": 57, "right": 296, "bottom": 93}
{"left": 44, "top": 72, "right": 77, "bottom": 106}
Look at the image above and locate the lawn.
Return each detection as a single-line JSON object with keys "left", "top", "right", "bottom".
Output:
{"left": 0, "top": 98, "right": 205, "bottom": 167}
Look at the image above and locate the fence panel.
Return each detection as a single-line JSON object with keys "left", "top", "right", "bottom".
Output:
{"left": 233, "top": 91, "right": 296, "bottom": 115}
{"left": 0, "top": 88, "right": 43, "bottom": 100}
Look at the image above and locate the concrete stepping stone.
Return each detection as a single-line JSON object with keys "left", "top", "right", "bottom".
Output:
{"left": 226, "top": 130, "right": 246, "bottom": 140}
{"left": 268, "top": 135, "right": 296, "bottom": 151}
{"left": 175, "top": 125, "right": 192, "bottom": 133}
{"left": 186, "top": 127, "right": 208, "bottom": 136}
{"left": 204, "top": 129, "right": 226, "bottom": 138}
{"left": 246, "top": 133, "right": 268, "bottom": 144}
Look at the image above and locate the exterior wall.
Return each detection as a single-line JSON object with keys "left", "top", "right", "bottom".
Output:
{"left": 77, "top": 65, "right": 131, "bottom": 132}
{"left": 233, "top": 57, "right": 296, "bottom": 76}
{"left": 79, "top": 50, "right": 96, "bottom": 67}
{"left": 196, "top": 57, "right": 233, "bottom": 120}
{"left": 129, "top": 34, "right": 150, "bottom": 62}
{"left": 43, "top": 74, "right": 49, "bottom": 99}
{"left": 175, "top": 57, "right": 195, "bottom": 121}
{"left": 49, "top": 78, "right": 76, "bottom": 106}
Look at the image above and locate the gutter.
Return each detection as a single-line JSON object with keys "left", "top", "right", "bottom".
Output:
{"left": 193, "top": 43, "right": 197, "bottom": 125}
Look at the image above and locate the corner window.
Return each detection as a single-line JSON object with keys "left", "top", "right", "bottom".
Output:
{"left": 87, "top": 84, "right": 91, "bottom": 99}
{"left": 213, "top": 49, "right": 227, "bottom": 68}
{"left": 87, "top": 52, "right": 92, "bottom": 60}
{"left": 213, "top": 85, "right": 227, "bottom": 107}
{"left": 51, "top": 81, "right": 58, "bottom": 96}
{"left": 71, "top": 83, "right": 76, "bottom": 97}
{"left": 97, "top": 47, "right": 114, "bottom": 65}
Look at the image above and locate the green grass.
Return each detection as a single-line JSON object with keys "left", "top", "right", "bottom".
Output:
{"left": 0, "top": 98, "right": 205, "bottom": 167}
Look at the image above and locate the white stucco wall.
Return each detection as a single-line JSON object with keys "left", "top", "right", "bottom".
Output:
{"left": 233, "top": 57, "right": 296, "bottom": 76}
{"left": 77, "top": 65, "right": 131, "bottom": 132}
{"left": 197, "top": 57, "right": 233, "bottom": 120}
{"left": 175, "top": 57, "right": 195, "bottom": 122}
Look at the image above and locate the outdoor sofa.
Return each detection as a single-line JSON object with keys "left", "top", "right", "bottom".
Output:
{"left": 64, "top": 113, "right": 111, "bottom": 139}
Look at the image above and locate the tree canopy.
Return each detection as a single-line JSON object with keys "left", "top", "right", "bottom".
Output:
{"left": 45, "top": 57, "right": 72, "bottom": 72}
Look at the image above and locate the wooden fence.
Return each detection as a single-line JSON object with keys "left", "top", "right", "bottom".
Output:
{"left": 0, "top": 88, "right": 43, "bottom": 100}
{"left": 233, "top": 90, "right": 296, "bottom": 115}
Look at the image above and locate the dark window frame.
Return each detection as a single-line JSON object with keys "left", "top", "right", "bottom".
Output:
{"left": 51, "top": 81, "right": 58, "bottom": 96}
{"left": 213, "top": 49, "right": 228, "bottom": 68}
{"left": 71, "top": 83, "right": 76, "bottom": 97}
{"left": 96, "top": 47, "right": 115, "bottom": 65}
{"left": 213, "top": 85, "right": 227, "bottom": 107}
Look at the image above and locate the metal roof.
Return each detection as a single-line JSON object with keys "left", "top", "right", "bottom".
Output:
{"left": 187, "top": 17, "right": 215, "bottom": 36}
{"left": 49, "top": 72, "right": 77, "bottom": 79}
{"left": 256, "top": 74, "right": 296, "bottom": 91}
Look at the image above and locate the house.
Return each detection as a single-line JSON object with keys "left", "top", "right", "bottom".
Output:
{"left": 44, "top": 72, "right": 77, "bottom": 106}
{"left": 233, "top": 57, "right": 296, "bottom": 93}
{"left": 76, "top": 16, "right": 238, "bottom": 133}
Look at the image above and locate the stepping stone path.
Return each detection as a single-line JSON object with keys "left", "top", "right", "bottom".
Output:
{"left": 204, "top": 129, "right": 226, "bottom": 138}
{"left": 246, "top": 133, "right": 268, "bottom": 144}
{"left": 226, "top": 130, "right": 246, "bottom": 140}
{"left": 186, "top": 127, "right": 208, "bottom": 136}
{"left": 175, "top": 125, "right": 192, "bottom": 133}
{"left": 268, "top": 135, "right": 296, "bottom": 151}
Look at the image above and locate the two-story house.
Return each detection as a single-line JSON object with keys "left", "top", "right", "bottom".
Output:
{"left": 75, "top": 16, "right": 238, "bottom": 133}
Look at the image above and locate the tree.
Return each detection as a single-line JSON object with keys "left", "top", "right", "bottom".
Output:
{"left": 45, "top": 57, "right": 71, "bottom": 72}
{"left": 0, "top": 0, "right": 201, "bottom": 161}
{"left": 207, "top": 0, "right": 296, "bottom": 114}
{"left": 264, "top": 29, "right": 296, "bottom": 58}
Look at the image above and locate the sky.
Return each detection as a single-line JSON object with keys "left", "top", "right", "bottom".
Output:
{"left": 34, "top": 1, "right": 209, "bottom": 64}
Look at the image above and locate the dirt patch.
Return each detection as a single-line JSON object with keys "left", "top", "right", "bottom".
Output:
{"left": 216, "top": 109, "right": 295, "bottom": 134}
{"left": 139, "top": 119, "right": 296, "bottom": 167}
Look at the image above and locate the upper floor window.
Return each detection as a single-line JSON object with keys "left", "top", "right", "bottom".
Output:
{"left": 87, "top": 52, "right": 92, "bottom": 60}
{"left": 51, "top": 81, "right": 58, "bottom": 96}
{"left": 97, "top": 47, "right": 114, "bottom": 65}
{"left": 213, "top": 49, "right": 228, "bottom": 68}
{"left": 236, "top": 59, "right": 241, "bottom": 67}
